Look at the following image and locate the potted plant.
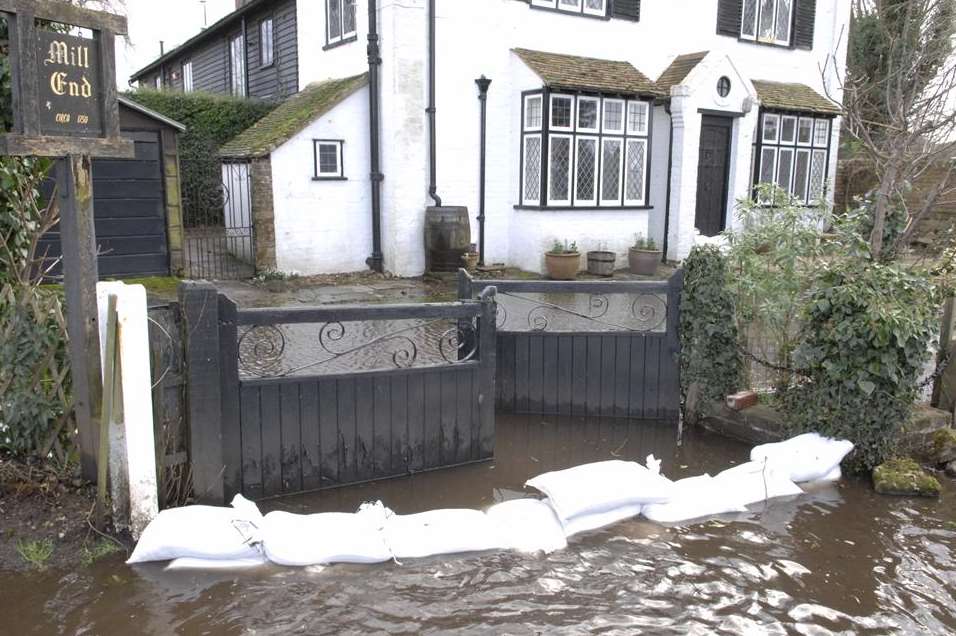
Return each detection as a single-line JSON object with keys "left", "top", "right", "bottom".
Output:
{"left": 545, "top": 239, "right": 580, "bottom": 280}
{"left": 461, "top": 243, "right": 479, "bottom": 272}
{"left": 628, "top": 234, "right": 662, "bottom": 276}
{"left": 586, "top": 242, "right": 616, "bottom": 277}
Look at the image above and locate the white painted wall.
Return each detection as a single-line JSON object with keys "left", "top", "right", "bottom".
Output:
{"left": 297, "top": 0, "right": 369, "bottom": 88}
{"left": 270, "top": 86, "right": 372, "bottom": 275}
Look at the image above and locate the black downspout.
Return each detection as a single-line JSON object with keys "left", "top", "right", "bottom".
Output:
{"left": 662, "top": 102, "right": 675, "bottom": 263}
{"left": 427, "top": 0, "right": 441, "bottom": 206}
{"left": 475, "top": 76, "right": 491, "bottom": 267}
{"left": 366, "top": 0, "right": 384, "bottom": 272}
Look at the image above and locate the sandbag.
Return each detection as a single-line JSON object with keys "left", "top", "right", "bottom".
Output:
{"left": 561, "top": 502, "right": 644, "bottom": 538}
{"left": 751, "top": 433, "right": 854, "bottom": 483}
{"left": 714, "top": 461, "right": 803, "bottom": 506}
{"left": 165, "top": 556, "right": 269, "bottom": 571}
{"left": 127, "top": 495, "right": 263, "bottom": 564}
{"left": 261, "top": 510, "right": 392, "bottom": 566}
{"left": 525, "top": 460, "right": 674, "bottom": 524}
{"left": 383, "top": 509, "right": 504, "bottom": 559}
{"left": 485, "top": 498, "right": 567, "bottom": 553}
{"left": 642, "top": 475, "right": 748, "bottom": 524}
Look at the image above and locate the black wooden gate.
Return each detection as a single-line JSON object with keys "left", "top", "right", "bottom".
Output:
{"left": 460, "top": 271, "right": 682, "bottom": 421}
{"left": 181, "top": 282, "right": 497, "bottom": 503}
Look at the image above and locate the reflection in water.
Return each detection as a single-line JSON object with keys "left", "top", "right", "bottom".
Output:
{"left": 3, "top": 417, "right": 955, "bottom": 635}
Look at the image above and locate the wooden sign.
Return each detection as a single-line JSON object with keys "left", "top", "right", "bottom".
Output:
{"left": 0, "top": 0, "right": 133, "bottom": 158}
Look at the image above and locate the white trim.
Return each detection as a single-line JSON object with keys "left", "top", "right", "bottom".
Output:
{"left": 576, "top": 96, "right": 600, "bottom": 133}
{"left": 550, "top": 94, "right": 575, "bottom": 131}
{"left": 599, "top": 137, "right": 624, "bottom": 207}
{"left": 762, "top": 113, "right": 780, "bottom": 143}
{"left": 260, "top": 18, "right": 274, "bottom": 67}
{"left": 573, "top": 135, "right": 599, "bottom": 206}
{"left": 776, "top": 147, "right": 795, "bottom": 194}
{"left": 524, "top": 94, "right": 544, "bottom": 132}
{"left": 813, "top": 119, "right": 830, "bottom": 147}
{"left": 582, "top": 0, "right": 607, "bottom": 17}
{"left": 741, "top": 0, "right": 758, "bottom": 40}
{"left": 780, "top": 115, "right": 797, "bottom": 144}
{"left": 557, "top": 0, "right": 583, "bottom": 11}
{"left": 182, "top": 61, "right": 193, "bottom": 93}
{"left": 602, "top": 98, "right": 625, "bottom": 134}
{"left": 314, "top": 140, "right": 344, "bottom": 178}
{"left": 626, "top": 100, "right": 649, "bottom": 136}
{"left": 547, "top": 134, "right": 574, "bottom": 205}
{"left": 809, "top": 148, "right": 828, "bottom": 200}
{"left": 531, "top": 0, "right": 557, "bottom": 9}
{"left": 793, "top": 148, "right": 811, "bottom": 202}
{"left": 522, "top": 134, "right": 543, "bottom": 205}
{"left": 343, "top": 0, "right": 357, "bottom": 39}
{"left": 623, "top": 138, "right": 647, "bottom": 206}
{"left": 797, "top": 117, "right": 814, "bottom": 146}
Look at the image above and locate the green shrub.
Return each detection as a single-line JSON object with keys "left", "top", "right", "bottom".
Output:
{"left": 124, "top": 89, "right": 275, "bottom": 226}
{"left": 781, "top": 261, "right": 940, "bottom": 472}
{"left": 680, "top": 245, "right": 742, "bottom": 418}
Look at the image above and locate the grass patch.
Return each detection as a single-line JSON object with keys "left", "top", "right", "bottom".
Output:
{"left": 114, "top": 276, "right": 181, "bottom": 298}
{"left": 80, "top": 539, "right": 121, "bottom": 567}
{"left": 16, "top": 538, "right": 54, "bottom": 570}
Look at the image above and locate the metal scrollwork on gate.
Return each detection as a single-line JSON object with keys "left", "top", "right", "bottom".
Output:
{"left": 439, "top": 319, "right": 479, "bottom": 363}
{"left": 238, "top": 325, "right": 287, "bottom": 376}
{"left": 494, "top": 290, "right": 668, "bottom": 333}
{"left": 630, "top": 294, "right": 668, "bottom": 332}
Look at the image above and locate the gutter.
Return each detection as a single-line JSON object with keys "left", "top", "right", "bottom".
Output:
{"left": 366, "top": 0, "right": 384, "bottom": 272}
{"left": 427, "top": 0, "right": 441, "bottom": 206}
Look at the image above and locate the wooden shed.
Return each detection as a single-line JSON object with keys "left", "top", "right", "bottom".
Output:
{"left": 40, "top": 97, "right": 186, "bottom": 278}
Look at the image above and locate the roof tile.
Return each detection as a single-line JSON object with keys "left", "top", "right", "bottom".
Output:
{"left": 513, "top": 48, "right": 663, "bottom": 97}
{"left": 752, "top": 80, "right": 842, "bottom": 115}
{"left": 656, "top": 52, "right": 709, "bottom": 93}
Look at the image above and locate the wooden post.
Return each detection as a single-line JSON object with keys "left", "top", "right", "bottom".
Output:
{"left": 933, "top": 295, "right": 956, "bottom": 410}
{"left": 58, "top": 155, "right": 104, "bottom": 480}
{"left": 96, "top": 293, "right": 118, "bottom": 530}
{"left": 218, "top": 294, "right": 242, "bottom": 501}
{"left": 666, "top": 268, "right": 685, "bottom": 423}
{"left": 179, "top": 281, "right": 225, "bottom": 504}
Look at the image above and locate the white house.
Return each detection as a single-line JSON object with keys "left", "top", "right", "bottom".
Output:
{"left": 134, "top": 0, "right": 850, "bottom": 277}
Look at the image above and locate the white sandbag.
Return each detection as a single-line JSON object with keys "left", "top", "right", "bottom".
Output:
{"left": 485, "top": 498, "right": 567, "bottom": 554}
{"left": 561, "top": 502, "right": 644, "bottom": 538}
{"left": 751, "top": 433, "right": 854, "bottom": 483}
{"left": 642, "top": 475, "right": 748, "bottom": 524}
{"left": 525, "top": 460, "right": 674, "bottom": 524}
{"left": 127, "top": 494, "right": 263, "bottom": 564}
{"left": 261, "top": 510, "right": 392, "bottom": 566}
{"left": 384, "top": 509, "right": 504, "bottom": 559}
{"left": 714, "top": 461, "right": 803, "bottom": 506}
{"left": 165, "top": 556, "right": 269, "bottom": 571}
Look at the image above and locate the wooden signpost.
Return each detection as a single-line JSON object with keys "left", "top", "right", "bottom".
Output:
{"left": 1, "top": 0, "right": 133, "bottom": 480}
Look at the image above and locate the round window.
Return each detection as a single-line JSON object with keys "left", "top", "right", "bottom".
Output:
{"left": 717, "top": 76, "right": 732, "bottom": 98}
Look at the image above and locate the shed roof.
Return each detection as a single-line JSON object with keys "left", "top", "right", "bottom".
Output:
{"left": 656, "top": 52, "right": 709, "bottom": 93}
{"left": 752, "top": 80, "right": 842, "bottom": 115}
{"left": 219, "top": 74, "right": 369, "bottom": 159}
{"left": 513, "top": 48, "right": 663, "bottom": 97}
{"left": 118, "top": 96, "right": 187, "bottom": 132}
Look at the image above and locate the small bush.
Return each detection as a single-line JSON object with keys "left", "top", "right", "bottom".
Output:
{"left": 679, "top": 245, "right": 742, "bottom": 419}
{"left": 16, "top": 538, "right": 54, "bottom": 570}
{"left": 781, "top": 261, "right": 940, "bottom": 472}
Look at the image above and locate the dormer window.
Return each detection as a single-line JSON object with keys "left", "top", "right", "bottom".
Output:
{"left": 741, "top": 0, "right": 793, "bottom": 46}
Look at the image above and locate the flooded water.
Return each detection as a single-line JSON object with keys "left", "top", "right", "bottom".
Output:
{"left": 3, "top": 416, "right": 955, "bottom": 635}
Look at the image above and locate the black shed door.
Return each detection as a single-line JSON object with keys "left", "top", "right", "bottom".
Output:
{"left": 40, "top": 131, "right": 170, "bottom": 279}
{"left": 694, "top": 116, "right": 733, "bottom": 237}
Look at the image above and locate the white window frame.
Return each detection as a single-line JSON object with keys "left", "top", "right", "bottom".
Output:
{"left": 550, "top": 94, "right": 575, "bottom": 132}
{"left": 524, "top": 94, "right": 544, "bottom": 132}
{"left": 743, "top": 0, "right": 793, "bottom": 46}
{"left": 793, "top": 148, "right": 811, "bottom": 201}
{"left": 780, "top": 115, "right": 797, "bottom": 144}
{"left": 602, "top": 98, "right": 625, "bottom": 134}
{"left": 813, "top": 119, "right": 830, "bottom": 147}
{"left": 182, "top": 61, "right": 193, "bottom": 93}
{"left": 808, "top": 148, "right": 828, "bottom": 201}
{"left": 756, "top": 111, "right": 832, "bottom": 205}
{"left": 260, "top": 18, "right": 274, "bottom": 67}
{"left": 230, "top": 33, "right": 246, "bottom": 97}
{"left": 762, "top": 113, "right": 780, "bottom": 143}
{"left": 626, "top": 100, "right": 649, "bottom": 136}
{"left": 797, "top": 117, "right": 814, "bottom": 146}
{"left": 557, "top": 0, "right": 583, "bottom": 11}
{"left": 547, "top": 133, "right": 574, "bottom": 206}
{"left": 531, "top": 0, "right": 607, "bottom": 15}
{"left": 583, "top": 0, "right": 608, "bottom": 17}
{"left": 776, "top": 147, "right": 795, "bottom": 194}
{"left": 314, "top": 140, "right": 344, "bottom": 179}
{"left": 574, "top": 135, "right": 599, "bottom": 206}
{"left": 326, "top": 0, "right": 357, "bottom": 45}
{"left": 624, "top": 138, "right": 648, "bottom": 206}
{"left": 154, "top": 74, "right": 162, "bottom": 90}
{"left": 758, "top": 146, "right": 778, "bottom": 202}
{"left": 522, "top": 134, "right": 543, "bottom": 206}
{"left": 599, "top": 137, "right": 624, "bottom": 207}
{"left": 576, "top": 96, "right": 600, "bottom": 133}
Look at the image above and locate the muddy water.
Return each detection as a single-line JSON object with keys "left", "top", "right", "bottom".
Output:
{"left": 3, "top": 417, "right": 955, "bottom": 635}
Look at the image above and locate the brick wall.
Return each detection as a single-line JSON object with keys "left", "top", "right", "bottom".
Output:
{"left": 251, "top": 157, "right": 277, "bottom": 271}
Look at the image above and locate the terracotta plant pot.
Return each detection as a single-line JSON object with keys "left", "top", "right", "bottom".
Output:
{"left": 628, "top": 248, "right": 662, "bottom": 276}
{"left": 461, "top": 252, "right": 479, "bottom": 272}
{"left": 545, "top": 252, "right": 580, "bottom": 280}
{"left": 586, "top": 250, "right": 616, "bottom": 277}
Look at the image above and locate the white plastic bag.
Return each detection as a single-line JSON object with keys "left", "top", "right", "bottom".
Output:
{"left": 525, "top": 460, "right": 674, "bottom": 524}
{"left": 384, "top": 509, "right": 504, "bottom": 559}
{"left": 561, "top": 502, "right": 644, "bottom": 538}
{"left": 714, "top": 461, "right": 803, "bottom": 506}
{"left": 485, "top": 498, "right": 567, "bottom": 553}
{"left": 261, "top": 510, "right": 392, "bottom": 566}
{"left": 127, "top": 495, "right": 263, "bottom": 564}
{"left": 750, "top": 433, "right": 854, "bottom": 483}
{"left": 642, "top": 475, "right": 748, "bottom": 524}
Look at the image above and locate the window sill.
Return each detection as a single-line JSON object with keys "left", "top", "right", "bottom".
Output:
{"left": 514, "top": 204, "right": 652, "bottom": 211}
{"left": 260, "top": 61, "right": 275, "bottom": 70}
{"left": 323, "top": 35, "right": 358, "bottom": 51}
{"left": 312, "top": 176, "right": 348, "bottom": 181}
{"left": 528, "top": 5, "right": 612, "bottom": 21}
{"left": 736, "top": 36, "right": 794, "bottom": 49}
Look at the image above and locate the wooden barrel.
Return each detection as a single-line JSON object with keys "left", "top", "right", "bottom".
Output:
{"left": 425, "top": 206, "right": 471, "bottom": 272}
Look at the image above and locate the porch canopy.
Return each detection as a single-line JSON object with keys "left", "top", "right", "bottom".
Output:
{"left": 512, "top": 48, "right": 664, "bottom": 98}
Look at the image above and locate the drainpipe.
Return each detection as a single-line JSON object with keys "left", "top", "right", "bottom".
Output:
{"left": 662, "top": 101, "right": 675, "bottom": 263}
{"left": 366, "top": 0, "right": 384, "bottom": 272}
{"left": 427, "top": 0, "right": 442, "bottom": 206}
{"left": 475, "top": 76, "right": 491, "bottom": 267}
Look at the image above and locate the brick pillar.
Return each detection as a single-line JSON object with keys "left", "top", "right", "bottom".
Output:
{"left": 250, "top": 157, "right": 277, "bottom": 272}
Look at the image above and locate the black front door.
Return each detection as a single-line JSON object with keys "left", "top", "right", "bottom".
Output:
{"left": 694, "top": 115, "right": 733, "bottom": 237}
